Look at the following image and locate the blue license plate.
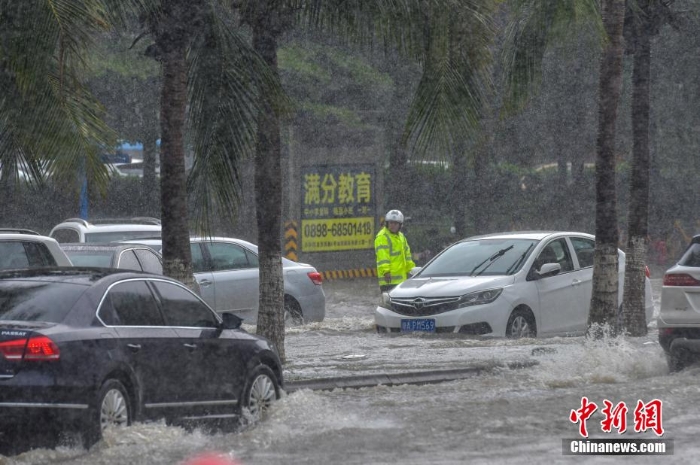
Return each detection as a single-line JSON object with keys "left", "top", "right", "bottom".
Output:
{"left": 401, "top": 319, "right": 436, "bottom": 332}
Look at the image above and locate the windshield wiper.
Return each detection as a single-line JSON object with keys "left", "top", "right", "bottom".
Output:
{"left": 470, "top": 245, "right": 514, "bottom": 276}
{"left": 505, "top": 243, "right": 535, "bottom": 275}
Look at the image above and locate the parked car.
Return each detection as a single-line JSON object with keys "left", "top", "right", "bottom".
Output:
{"left": 49, "top": 217, "right": 161, "bottom": 244}
{"left": 375, "top": 231, "right": 654, "bottom": 337}
{"left": 0, "top": 230, "right": 72, "bottom": 270}
{"left": 122, "top": 237, "right": 325, "bottom": 325}
{"left": 657, "top": 234, "right": 700, "bottom": 371}
{"left": 0, "top": 268, "right": 283, "bottom": 449}
{"left": 60, "top": 243, "right": 163, "bottom": 274}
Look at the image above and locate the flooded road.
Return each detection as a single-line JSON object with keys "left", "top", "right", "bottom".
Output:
{"left": 5, "top": 278, "right": 698, "bottom": 464}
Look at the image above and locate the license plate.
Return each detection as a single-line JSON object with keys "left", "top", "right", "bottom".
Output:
{"left": 401, "top": 319, "right": 436, "bottom": 332}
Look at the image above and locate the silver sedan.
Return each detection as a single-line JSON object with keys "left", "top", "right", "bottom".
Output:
{"left": 124, "top": 237, "right": 326, "bottom": 325}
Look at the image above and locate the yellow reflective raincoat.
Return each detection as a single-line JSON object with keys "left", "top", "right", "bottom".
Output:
{"left": 374, "top": 226, "right": 415, "bottom": 287}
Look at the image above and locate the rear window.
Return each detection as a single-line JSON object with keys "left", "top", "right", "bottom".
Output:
{"left": 0, "top": 281, "right": 87, "bottom": 322}
{"left": 678, "top": 243, "right": 700, "bottom": 267}
{"left": 64, "top": 251, "right": 113, "bottom": 267}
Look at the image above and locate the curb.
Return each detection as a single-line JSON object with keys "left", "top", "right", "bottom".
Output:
{"left": 284, "top": 360, "right": 538, "bottom": 393}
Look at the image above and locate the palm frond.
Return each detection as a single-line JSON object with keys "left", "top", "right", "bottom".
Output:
{"left": 501, "top": 0, "right": 603, "bottom": 115}
{"left": 402, "top": 2, "right": 495, "bottom": 159}
{"left": 187, "top": 3, "right": 292, "bottom": 233}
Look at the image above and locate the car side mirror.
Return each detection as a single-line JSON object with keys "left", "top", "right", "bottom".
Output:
{"left": 409, "top": 266, "right": 422, "bottom": 278}
{"left": 221, "top": 312, "right": 243, "bottom": 329}
{"left": 537, "top": 263, "right": 561, "bottom": 278}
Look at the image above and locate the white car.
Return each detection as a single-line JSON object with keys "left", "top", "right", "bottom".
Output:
{"left": 49, "top": 217, "right": 161, "bottom": 243}
{"left": 123, "top": 237, "right": 326, "bottom": 325}
{"left": 0, "top": 229, "right": 72, "bottom": 270}
{"left": 657, "top": 234, "right": 700, "bottom": 371}
{"left": 375, "top": 231, "right": 654, "bottom": 337}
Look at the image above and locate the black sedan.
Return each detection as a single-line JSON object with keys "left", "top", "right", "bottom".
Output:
{"left": 0, "top": 268, "right": 283, "bottom": 450}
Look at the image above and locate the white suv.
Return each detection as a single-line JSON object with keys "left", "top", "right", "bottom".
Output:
{"left": 0, "top": 229, "right": 72, "bottom": 270}
{"left": 49, "top": 218, "right": 162, "bottom": 244}
{"left": 658, "top": 234, "right": 700, "bottom": 371}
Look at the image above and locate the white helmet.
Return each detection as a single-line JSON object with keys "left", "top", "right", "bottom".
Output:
{"left": 385, "top": 210, "right": 404, "bottom": 224}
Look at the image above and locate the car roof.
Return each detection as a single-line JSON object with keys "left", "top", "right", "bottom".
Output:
{"left": 59, "top": 242, "right": 159, "bottom": 251}
{"left": 120, "top": 236, "right": 257, "bottom": 248}
{"left": 0, "top": 228, "right": 40, "bottom": 235}
{"left": 50, "top": 218, "right": 162, "bottom": 233}
{"left": 0, "top": 233, "right": 63, "bottom": 244}
{"left": 0, "top": 266, "right": 171, "bottom": 285}
{"left": 462, "top": 231, "right": 594, "bottom": 241}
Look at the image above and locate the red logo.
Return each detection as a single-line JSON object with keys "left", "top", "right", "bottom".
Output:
{"left": 570, "top": 398, "right": 664, "bottom": 437}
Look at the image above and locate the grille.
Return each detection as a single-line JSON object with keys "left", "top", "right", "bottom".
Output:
{"left": 390, "top": 296, "right": 461, "bottom": 316}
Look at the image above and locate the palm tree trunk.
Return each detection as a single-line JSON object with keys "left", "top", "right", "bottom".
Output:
{"left": 157, "top": 1, "right": 196, "bottom": 291}
{"left": 622, "top": 27, "right": 651, "bottom": 336}
{"left": 252, "top": 13, "right": 286, "bottom": 362}
{"left": 588, "top": 0, "right": 626, "bottom": 337}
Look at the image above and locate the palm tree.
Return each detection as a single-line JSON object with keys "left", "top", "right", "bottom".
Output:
{"left": 586, "top": 0, "right": 627, "bottom": 337}
{"left": 620, "top": 0, "right": 677, "bottom": 336}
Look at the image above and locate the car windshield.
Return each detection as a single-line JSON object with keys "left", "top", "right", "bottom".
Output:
{"left": 85, "top": 231, "right": 162, "bottom": 243}
{"left": 0, "top": 281, "right": 87, "bottom": 322}
{"left": 64, "top": 251, "right": 113, "bottom": 268}
{"left": 419, "top": 239, "right": 539, "bottom": 277}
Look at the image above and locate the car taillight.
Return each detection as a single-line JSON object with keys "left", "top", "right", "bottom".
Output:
{"left": 663, "top": 274, "right": 700, "bottom": 287}
{"left": 0, "top": 336, "right": 60, "bottom": 362}
{"left": 307, "top": 271, "right": 323, "bottom": 285}
{"left": 645, "top": 265, "right": 651, "bottom": 279}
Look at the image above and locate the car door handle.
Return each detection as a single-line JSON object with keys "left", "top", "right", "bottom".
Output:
{"left": 183, "top": 343, "right": 197, "bottom": 351}
{"left": 198, "top": 279, "right": 212, "bottom": 287}
{"left": 571, "top": 279, "right": 581, "bottom": 286}
{"left": 126, "top": 344, "right": 141, "bottom": 352}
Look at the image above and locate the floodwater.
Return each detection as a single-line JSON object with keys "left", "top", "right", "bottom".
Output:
{"left": 4, "top": 278, "right": 699, "bottom": 464}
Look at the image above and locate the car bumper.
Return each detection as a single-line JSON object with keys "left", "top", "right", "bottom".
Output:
{"left": 297, "top": 289, "right": 326, "bottom": 322}
{"left": 0, "top": 373, "right": 93, "bottom": 428}
{"left": 374, "top": 301, "right": 510, "bottom": 337}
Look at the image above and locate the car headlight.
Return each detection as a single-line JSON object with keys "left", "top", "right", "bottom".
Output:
{"left": 457, "top": 288, "right": 503, "bottom": 308}
{"left": 380, "top": 292, "right": 392, "bottom": 309}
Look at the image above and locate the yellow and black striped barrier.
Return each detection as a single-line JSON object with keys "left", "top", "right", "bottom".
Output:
{"left": 284, "top": 220, "right": 298, "bottom": 262}
{"left": 321, "top": 268, "right": 377, "bottom": 280}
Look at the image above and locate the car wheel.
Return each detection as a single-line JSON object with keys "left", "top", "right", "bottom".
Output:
{"left": 667, "top": 349, "right": 691, "bottom": 373}
{"left": 506, "top": 309, "right": 536, "bottom": 338}
{"left": 84, "top": 379, "right": 131, "bottom": 448}
{"left": 284, "top": 297, "right": 304, "bottom": 326}
{"left": 238, "top": 365, "right": 280, "bottom": 421}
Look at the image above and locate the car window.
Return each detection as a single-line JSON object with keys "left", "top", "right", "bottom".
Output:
{"left": 25, "top": 242, "right": 58, "bottom": 267}
{"left": 245, "top": 249, "right": 259, "bottom": 267}
{"left": 118, "top": 250, "right": 141, "bottom": 271}
{"left": 85, "top": 230, "right": 162, "bottom": 243}
{"left": 535, "top": 238, "right": 574, "bottom": 273}
{"left": 100, "top": 281, "right": 164, "bottom": 326}
{"left": 0, "top": 242, "right": 29, "bottom": 269}
{"left": 151, "top": 281, "right": 219, "bottom": 328}
{"left": 0, "top": 281, "right": 86, "bottom": 322}
{"left": 207, "top": 242, "right": 251, "bottom": 271}
{"left": 678, "top": 243, "right": 700, "bottom": 267}
{"left": 65, "top": 251, "right": 113, "bottom": 267}
{"left": 52, "top": 228, "right": 80, "bottom": 243}
{"left": 135, "top": 249, "right": 162, "bottom": 274}
{"left": 570, "top": 237, "right": 595, "bottom": 268}
{"left": 191, "top": 243, "right": 207, "bottom": 273}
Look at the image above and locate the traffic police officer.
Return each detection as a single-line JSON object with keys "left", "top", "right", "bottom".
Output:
{"left": 374, "top": 209, "right": 415, "bottom": 292}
